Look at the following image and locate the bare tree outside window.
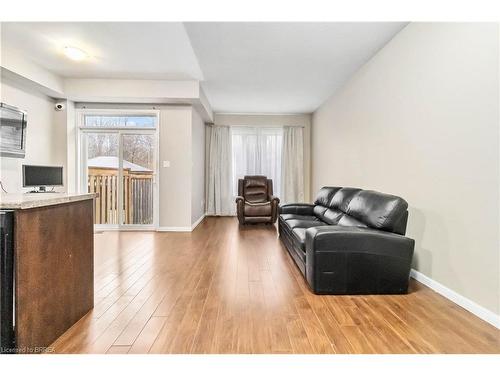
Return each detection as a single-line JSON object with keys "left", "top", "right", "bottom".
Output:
{"left": 87, "top": 133, "right": 153, "bottom": 170}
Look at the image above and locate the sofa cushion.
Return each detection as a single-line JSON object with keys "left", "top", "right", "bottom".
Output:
{"left": 244, "top": 201, "right": 271, "bottom": 216}
{"left": 328, "top": 187, "right": 362, "bottom": 211}
{"left": 291, "top": 228, "right": 307, "bottom": 251}
{"left": 313, "top": 206, "right": 344, "bottom": 225}
{"left": 337, "top": 214, "right": 368, "bottom": 228}
{"left": 313, "top": 205, "right": 328, "bottom": 218}
{"left": 314, "top": 187, "right": 341, "bottom": 206}
{"left": 285, "top": 219, "right": 327, "bottom": 230}
{"left": 345, "top": 190, "right": 408, "bottom": 232}
{"left": 280, "top": 214, "right": 319, "bottom": 222}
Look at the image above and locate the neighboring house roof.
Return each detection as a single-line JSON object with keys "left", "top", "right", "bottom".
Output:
{"left": 87, "top": 156, "right": 152, "bottom": 173}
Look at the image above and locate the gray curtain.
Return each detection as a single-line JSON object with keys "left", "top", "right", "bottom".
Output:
{"left": 206, "top": 126, "right": 235, "bottom": 215}
{"left": 281, "top": 126, "right": 304, "bottom": 204}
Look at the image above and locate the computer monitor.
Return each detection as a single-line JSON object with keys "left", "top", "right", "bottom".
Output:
{"left": 22, "top": 165, "right": 63, "bottom": 192}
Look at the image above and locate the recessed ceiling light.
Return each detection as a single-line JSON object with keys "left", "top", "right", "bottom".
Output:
{"left": 63, "top": 46, "right": 88, "bottom": 61}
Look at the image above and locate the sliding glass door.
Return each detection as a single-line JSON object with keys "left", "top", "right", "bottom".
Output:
{"left": 84, "top": 132, "right": 120, "bottom": 225}
{"left": 79, "top": 111, "right": 158, "bottom": 230}
{"left": 121, "top": 133, "right": 155, "bottom": 225}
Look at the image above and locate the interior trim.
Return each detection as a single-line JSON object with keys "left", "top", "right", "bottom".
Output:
{"left": 411, "top": 269, "right": 500, "bottom": 329}
{"left": 157, "top": 213, "right": 206, "bottom": 233}
{"left": 191, "top": 214, "right": 206, "bottom": 230}
{"left": 156, "top": 226, "right": 192, "bottom": 232}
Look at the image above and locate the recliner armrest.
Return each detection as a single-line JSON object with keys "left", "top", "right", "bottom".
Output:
{"left": 279, "top": 203, "right": 315, "bottom": 215}
{"left": 270, "top": 195, "right": 280, "bottom": 204}
{"left": 235, "top": 195, "right": 244, "bottom": 203}
{"left": 305, "top": 226, "right": 414, "bottom": 259}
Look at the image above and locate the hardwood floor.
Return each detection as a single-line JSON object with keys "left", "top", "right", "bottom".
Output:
{"left": 50, "top": 217, "right": 500, "bottom": 354}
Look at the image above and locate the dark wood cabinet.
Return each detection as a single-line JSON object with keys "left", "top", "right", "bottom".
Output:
{"left": 8, "top": 198, "right": 94, "bottom": 353}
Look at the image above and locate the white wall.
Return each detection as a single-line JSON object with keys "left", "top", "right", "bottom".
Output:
{"left": 214, "top": 113, "right": 312, "bottom": 201}
{"left": 157, "top": 106, "right": 194, "bottom": 229}
{"left": 0, "top": 78, "right": 67, "bottom": 194}
{"left": 191, "top": 108, "right": 206, "bottom": 225}
{"left": 64, "top": 100, "right": 76, "bottom": 193}
{"left": 311, "top": 23, "right": 500, "bottom": 315}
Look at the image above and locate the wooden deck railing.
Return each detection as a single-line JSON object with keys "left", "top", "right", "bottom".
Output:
{"left": 88, "top": 168, "right": 153, "bottom": 225}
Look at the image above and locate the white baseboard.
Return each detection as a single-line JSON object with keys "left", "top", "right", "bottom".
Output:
{"left": 191, "top": 214, "right": 206, "bottom": 231}
{"left": 94, "top": 226, "right": 156, "bottom": 232}
{"left": 156, "top": 214, "right": 206, "bottom": 233}
{"left": 156, "top": 226, "right": 192, "bottom": 232}
{"left": 410, "top": 269, "right": 500, "bottom": 329}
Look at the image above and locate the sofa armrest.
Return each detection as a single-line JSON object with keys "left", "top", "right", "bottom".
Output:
{"left": 305, "top": 226, "right": 414, "bottom": 259}
{"left": 270, "top": 196, "right": 280, "bottom": 223}
{"left": 279, "top": 203, "right": 315, "bottom": 215}
{"left": 304, "top": 226, "right": 415, "bottom": 294}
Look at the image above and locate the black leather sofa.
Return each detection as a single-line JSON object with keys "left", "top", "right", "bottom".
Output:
{"left": 278, "top": 187, "right": 415, "bottom": 294}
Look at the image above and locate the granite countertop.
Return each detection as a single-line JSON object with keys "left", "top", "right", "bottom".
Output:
{"left": 0, "top": 192, "right": 96, "bottom": 210}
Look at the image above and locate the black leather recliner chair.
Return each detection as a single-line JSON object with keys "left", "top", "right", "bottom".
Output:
{"left": 279, "top": 187, "right": 415, "bottom": 294}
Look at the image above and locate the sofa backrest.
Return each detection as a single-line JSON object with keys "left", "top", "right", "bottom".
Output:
{"left": 313, "top": 187, "right": 409, "bottom": 235}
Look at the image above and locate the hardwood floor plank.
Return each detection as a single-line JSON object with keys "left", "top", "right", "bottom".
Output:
{"left": 106, "top": 345, "right": 131, "bottom": 354}
{"left": 293, "top": 296, "right": 335, "bottom": 354}
{"left": 149, "top": 221, "right": 222, "bottom": 353}
{"left": 285, "top": 315, "right": 315, "bottom": 354}
{"left": 128, "top": 317, "right": 167, "bottom": 354}
{"left": 50, "top": 218, "right": 500, "bottom": 354}
{"left": 113, "top": 275, "right": 176, "bottom": 346}
{"left": 340, "top": 326, "right": 376, "bottom": 354}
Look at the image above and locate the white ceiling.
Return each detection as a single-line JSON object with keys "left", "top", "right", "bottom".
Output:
{"left": 1, "top": 22, "right": 204, "bottom": 80}
{"left": 185, "top": 22, "right": 406, "bottom": 113}
{"left": 1, "top": 22, "right": 406, "bottom": 113}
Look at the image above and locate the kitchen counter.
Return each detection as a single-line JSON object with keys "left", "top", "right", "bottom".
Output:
{"left": 0, "top": 193, "right": 95, "bottom": 352}
{"left": 0, "top": 192, "right": 96, "bottom": 210}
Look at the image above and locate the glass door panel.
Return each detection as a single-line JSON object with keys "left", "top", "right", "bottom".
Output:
{"left": 85, "top": 133, "right": 119, "bottom": 225}
{"left": 120, "top": 133, "right": 155, "bottom": 225}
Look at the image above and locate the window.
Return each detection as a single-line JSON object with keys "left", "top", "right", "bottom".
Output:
{"left": 83, "top": 114, "right": 156, "bottom": 128}
{"left": 231, "top": 127, "right": 283, "bottom": 197}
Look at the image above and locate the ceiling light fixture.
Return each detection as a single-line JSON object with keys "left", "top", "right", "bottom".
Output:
{"left": 63, "top": 46, "right": 88, "bottom": 61}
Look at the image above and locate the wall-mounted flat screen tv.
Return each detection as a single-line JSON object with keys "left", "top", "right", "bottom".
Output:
{"left": 0, "top": 103, "right": 27, "bottom": 158}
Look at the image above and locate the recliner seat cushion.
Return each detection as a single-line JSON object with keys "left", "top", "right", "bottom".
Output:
{"left": 244, "top": 201, "right": 271, "bottom": 216}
